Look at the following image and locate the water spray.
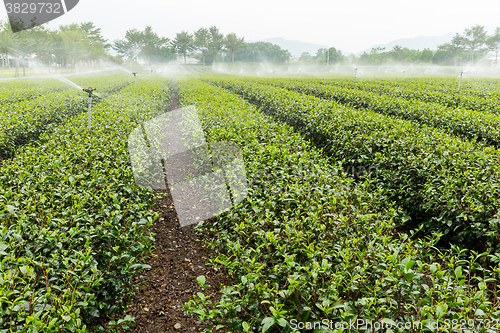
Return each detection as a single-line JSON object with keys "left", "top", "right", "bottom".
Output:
{"left": 58, "top": 77, "right": 83, "bottom": 90}
{"left": 83, "top": 87, "right": 96, "bottom": 129}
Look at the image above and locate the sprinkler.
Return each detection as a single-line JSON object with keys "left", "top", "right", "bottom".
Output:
{"left": 83, "top": 87, "right": 96, "bottom": 129}
{"left": 458, "top": 71, "right": 463, "bottom": 92}
{"left": 132, "top": 72, "right": 137, "bottom": 87}
{"left": 354, "top": 67, "right": 358, "bottom": 79}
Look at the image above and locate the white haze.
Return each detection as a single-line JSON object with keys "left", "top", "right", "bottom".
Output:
{"left": 206, "top": 62, "right": 500, "bottom": 79}
{"left": 0, "top": 0, "right": 498, "bottom": 54}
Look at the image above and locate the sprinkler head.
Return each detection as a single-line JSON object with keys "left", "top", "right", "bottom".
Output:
{"left": 132, "top": 72, "right": 138, "bottom": 76}
{"left": 82, "top": 87, "right": 96, "bottom": 98}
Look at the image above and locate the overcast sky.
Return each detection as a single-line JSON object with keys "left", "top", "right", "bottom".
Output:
{"left": 1, "top": 0, "right": 499, "bottom": 54}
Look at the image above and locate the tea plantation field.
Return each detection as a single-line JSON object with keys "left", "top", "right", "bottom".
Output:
{"left": 1, "top": 73, "right": 500, "bottom": 332}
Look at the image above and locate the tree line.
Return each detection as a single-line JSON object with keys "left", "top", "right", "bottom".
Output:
{"left": 301, "top": 25, "right": 500, "bottom": 66}
{"left": 112, "top": 26, "right": 291, "bottom": 65}
{"left": 436, "top": 25, "right": 500, "bottom": 66}
{"left": 0, "top": 20, "right": 115, "bottom": 77}
{"left": 0, "top": 19, "right": 291, "bottom": 77}
{"left": 1, "top": 21, "right": 498, "bottom": 78}
{"left": 112, "top": 26, "right": 246, "bottom": 65}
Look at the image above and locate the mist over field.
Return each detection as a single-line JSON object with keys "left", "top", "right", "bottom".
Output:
{"left": 2, "top": 2, "right": 500, "bottom": 331}
{"left": 0, "top": 4, "right": 499, "bottom": 79}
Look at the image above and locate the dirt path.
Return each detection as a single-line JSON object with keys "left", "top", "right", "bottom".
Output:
{"left": 122, "top": 90, "right": 228, "bottom": 333}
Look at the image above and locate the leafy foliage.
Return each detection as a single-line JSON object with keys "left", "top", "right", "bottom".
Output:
{"left": 113, "top": 27, "right": 173, "bottom": 65}
{"left": 230, "top": 42, "right": 291, "bottom": 63}
{"left": 179, "top": 78, "right": 500, "bottom": 332}
{"left": 0, "top": 75, "right": 132, "bottom": 159}
{"left": 209, "top": 77, "right": 500, "bottom": 252}
{"left": 311, "top": 76, "right": 500, "bottom": 114}
{"left": 259, "top": 78, "right": 500, "bottom": 146}
{"left": 0, "top": 78, "right": 170, "bottom": 331}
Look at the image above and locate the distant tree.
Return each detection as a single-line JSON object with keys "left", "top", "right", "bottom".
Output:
{"left": 326, "top": 47, "right": 343, "bottom": 64}
{"left": 80, "top": 22, "right": 109, "bottom": 66}
{"left": 461, "top": 25, "right": 488, "bottom": 65}
{"left": 231, "top": 42, "right": 290, "bottom": 63}
{"left": 59, "top": 24, "right": 90, "bottom": 70}
{"left": 390, "top": 45, "right": 404, "bottom": 63}
{"left": 113, "top": 27, "right": 170, "bottom": 65}
{"left": 299, "top": 52, "right": 311, "bottom": 62}
{"left": 347, "top": 53, "right": 356, "bottom": 65}
{"left": 107, "top": 54, "right": 125, "bottom": 65}
{"left": 80, "top": 22, "right": 108, "bottom": 46}
{"left": 431, "top": 48, "right": 448, "bottom": 65}
{"left": 208, "top": 26, "right": 224, "bottom": 66}
{"left": 487, "top": 27, "right": 500, "bottom": 65}
{"left": 436, "top": 34, "right": 467, "bottom": 66}
{"left": 113, "top": 29, "right": 145, "bottom": 62}
{"left": 358, "top": 47, "right": 394, "bottom": 65}
{"left": 171, "top": 31, "right": 195, "bottom": 64}
{"left": 0, "top": 21, "right": 13, "bottom": 77}
{"left": 140, "top": 26, "right": 170, "bottom": 65}
{"left": 403, "top": 48, "right": 420, "bottom": 63}
{"left": 0, "top": 20, "right": 21, "bottom": 76}
{"left": 370, "top": 47, "right": 385, "bottom": 65}
{"left": 224, "top": 33, "right": 245, "bottom": 65}
{"left": 194, "top": 28, "right": 210, "bottom": 66}
{"left": 1, "top": 20, "right": 122, "bottom": 74}
{"left": 32, "top": 27, "right": 58, "bottom": 72}
{"left": 358, "top": 52, "right": 371, "bottom": 64}
{"left": 8, "top": 25, "right": 47, "bottom": 76}
{"left": 315, "top": 48, "right": 326, "bottom": 60}
{"left": 420, "top": 48, "right": 434, "bottom": 63}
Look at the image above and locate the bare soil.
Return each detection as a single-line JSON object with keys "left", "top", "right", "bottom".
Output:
{"left": 121, "top": 91, "right": 229, "bottom": 333}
